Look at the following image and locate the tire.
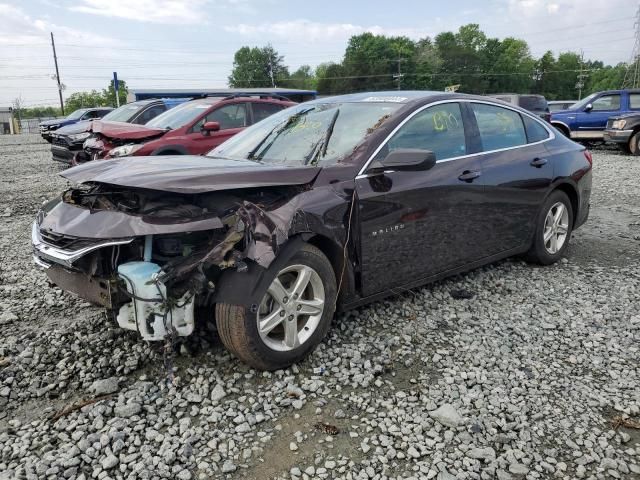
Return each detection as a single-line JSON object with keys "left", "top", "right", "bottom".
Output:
{"left": 216, "top": 243, "right": 337, "bottom": 370}
{"left": 552, "top": 124, "right": 570, "bottom": 138}
{"left": 525, "top": 190, "right": 574, "bottom": 265}
{"left": 628, "top": 132, "right": 640, "bottom": 156}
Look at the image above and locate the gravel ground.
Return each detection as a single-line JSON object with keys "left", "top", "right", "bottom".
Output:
{"left": 0, "top": 134, "right": 638, "bottom": 480}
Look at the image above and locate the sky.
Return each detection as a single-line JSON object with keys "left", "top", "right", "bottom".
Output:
{"left": 0, "top": 0, "right": 637, "bottom": 107}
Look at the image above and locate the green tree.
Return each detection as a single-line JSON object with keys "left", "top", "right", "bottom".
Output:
{"left": 65, "top": 90, "right": 105, "bottom": 112}
{"left": 228, "top": 45, "right": 289, "bottom": 88}
{"left": 287, "top": 65, "right": 316, "bottom": 90}
{"left": 102, "top": 79, "right": 128, "bottom": 107}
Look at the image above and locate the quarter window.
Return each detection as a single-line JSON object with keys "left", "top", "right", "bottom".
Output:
{"left": 383, "top": 103, "right": 466, "bottom": 161}
{"left": 590, "top": 94, "right": 620, "bottom": 111}
{"left": 471, "top": 103, "right": 526, "bottom": 151}
{"left": 252, "top": 103, "right": 283, "bottom": 123}
{"left": 522, "top": 115, "right": 550, "bottom": 143}
{"left": 630, "top": 94, "right": 640, "bottom": 109}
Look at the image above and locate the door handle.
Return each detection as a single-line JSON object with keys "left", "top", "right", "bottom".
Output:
{"left": 458, "top": 170, "right": 481, "bottom": 182}
{"left": 530, "top": 157, "right": 548, "bottom": 168}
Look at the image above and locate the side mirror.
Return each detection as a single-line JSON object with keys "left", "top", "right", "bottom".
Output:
{"left": 201, "top": 121, "right": 220, "bottom": 135}
{"left": 376, "top": 148, "right": 437, "bottom": 172}
{"left": 584, "top": 103, "right": 593, "bottom": 112}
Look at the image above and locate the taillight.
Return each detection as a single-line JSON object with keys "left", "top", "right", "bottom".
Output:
{"left": 583, "top": 150, "right": 593, "bottom": 167}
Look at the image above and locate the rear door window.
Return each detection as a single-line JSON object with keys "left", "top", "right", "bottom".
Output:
{"left": 471, "top": 103, "right": 527, "bottom": 151}
{"left": 383, "top": 102, "right": 466, "bottom": 161}
{"left": 630, "top": 94, "right": 640, "bottom": 110}
{"left": 251, "top": 103, "right": 284, "bottom": 123}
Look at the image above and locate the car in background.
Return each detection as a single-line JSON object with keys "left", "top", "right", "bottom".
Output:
{"left": 39, "top": 107, "right": 113, "bottom": 142}
{"left": 32, "top": 91, "right": 592, "bottom": 370}
{"left": 604, "top": 112, "right": 640, "bottom": 154}
{"left": 76, "top": 95, "right": 295, "bottom": 162}
{"left": 550, "top": 89, "right": 640, "bottom": 142}
{"left": 487, "top": 94, "right": 551, "bottom": 122}
{"left": 548, "top": 100, "right": 577, "bottom": 112}
{"left": 50, "top": 99, "right": 188, "bottom": 164}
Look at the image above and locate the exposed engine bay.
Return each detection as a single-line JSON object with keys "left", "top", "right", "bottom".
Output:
{"left": 34, "top": 181, "right": 308, "bottom": 341}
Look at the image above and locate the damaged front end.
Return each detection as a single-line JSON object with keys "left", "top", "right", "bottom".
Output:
{"left": 33, "top": 180, "right": 309, "bottom": 342}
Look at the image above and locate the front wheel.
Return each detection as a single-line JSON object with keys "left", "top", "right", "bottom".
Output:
{"left": 628, "top": 132, "right": 640, "bottom": 156}
{"left": 526, "top": 190, "right": 574, "bottom": 265}
{"left": 215, "top": 243, "right": 337, "bottom": 370}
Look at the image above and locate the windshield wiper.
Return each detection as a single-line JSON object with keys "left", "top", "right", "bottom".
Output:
{"left": 306, "top": 108, "right": 340, "bottom": 166}
{"left": 247, "top": 107, "right": 316, "bottom": 161}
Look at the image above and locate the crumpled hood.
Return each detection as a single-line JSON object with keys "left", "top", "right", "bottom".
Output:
{"left": 61, "top": 155, "right": 322, "bottom": 194}
{"left": 90, "top": 120, "right": 167, "bottom": 140}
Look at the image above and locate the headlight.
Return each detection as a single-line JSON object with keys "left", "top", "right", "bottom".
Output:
{"left": 611, "top": 119, "right": 627, "bottom": 130}
{"left": 109, "top": 144, "right": 143, "bottom": 158}
{"left": 68, "top": 132, "right": 91, "bottom": 142}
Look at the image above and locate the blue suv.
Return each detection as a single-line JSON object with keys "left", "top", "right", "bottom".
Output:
{"left": 550, "top": 89, "right": 640, "bottom": 142}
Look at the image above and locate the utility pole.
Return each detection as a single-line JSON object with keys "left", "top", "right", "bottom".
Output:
{"left": 622, "top": 4, "right": 640, "bottom": 89}
{"left": 393, "top": 58, "right": 405, "bottom": 90}
{"left": 50, "top": 32, "right": 64, "bottom": 115}
{"left": 576, "top": 50, "right": 588, "bottom": 100}
{"left": 268, "top": 59, "right": 276, "bottom": 88}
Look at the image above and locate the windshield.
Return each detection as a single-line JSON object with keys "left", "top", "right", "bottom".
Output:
{"left": 569, "top": 93, "right": 598, "bottom": 111}
{"left": 102, "top": 103, "right": 146, "bottom": 123}
{"left": 146, "top": 100, "right": 212, "bottom": 130}
{"left": 67, "top": 109, "right": 88, "bottom": 120}
{"left": 208, "top": 102, "right": 401, "bottom": 166}
{"left": 519, "top": 95, "right": 548, "bottom": 111}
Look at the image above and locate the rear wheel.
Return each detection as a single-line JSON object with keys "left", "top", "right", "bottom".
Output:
{"left": 216, "top": 243, "right": 336, "bottom": 370}
{"left": 526, "top": 190, "right": 573, "bottom": 265}
{"left": 628, "top": 132, "right": 640, "bottom": 156}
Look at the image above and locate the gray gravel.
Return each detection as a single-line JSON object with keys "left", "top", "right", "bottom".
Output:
{"left": 0, "top": 135, "right": 639, "bottom": 480}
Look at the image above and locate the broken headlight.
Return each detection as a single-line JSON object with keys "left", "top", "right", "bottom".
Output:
{"left": 611, "top": 119, "right": 627, "bottom": 130}
{"left": 109, "top": 144, "right": 143, "bottom": 158}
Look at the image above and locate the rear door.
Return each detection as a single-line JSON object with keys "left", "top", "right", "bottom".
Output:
{"left": 185, "top": 102, "right": 249, "bottom": 155}
{"left": 470, "top": 102, "right": 554, "bottom": 255}
{"left": 576, "top": 93, "right": 622, "bottom": 135}
{"left": 356, "top": 101, "right": 487, "bottom": 296}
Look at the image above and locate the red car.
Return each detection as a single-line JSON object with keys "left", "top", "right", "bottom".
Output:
{"left": 76, "top": 95, "right": 295, "bottom": 163}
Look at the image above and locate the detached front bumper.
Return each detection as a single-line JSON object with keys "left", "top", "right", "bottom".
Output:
{"left": 603, "top": 129, "right": 633, "bottom": 143}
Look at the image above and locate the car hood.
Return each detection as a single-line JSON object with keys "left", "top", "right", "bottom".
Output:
{"left": 89, "top": 120, "right": 167, "bottom": 140}
{"left": 40, "top": 118, "right": 68, "bottom": 127}
{"left": 54, "top": 120, "right": 93, "bottom": 136}
{"left": 608, "top": 112, "right": 639, "bottom": 121}
{"left": 61, "top": 155, "right": 322, "bottom": 194}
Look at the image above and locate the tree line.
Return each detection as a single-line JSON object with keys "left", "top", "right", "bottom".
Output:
{"left": 16, "top": 80, "right": 128, "bottom": 119}
{"left": 229, "top": 24, "right": 628, "bottom": 100}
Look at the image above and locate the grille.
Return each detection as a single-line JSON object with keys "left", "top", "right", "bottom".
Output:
{"left": 39, "top": 229, "right": 98, "bottom": 251}
{"left": 52, "top": 136, "right": 67, "bottom": 147}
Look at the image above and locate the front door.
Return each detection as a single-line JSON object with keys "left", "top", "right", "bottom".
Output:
{"left": 576, "top": 93, "right": 622, "bottom": 136}
{"left": 186, "top": 102, "right": 249, "bottom": 155}
{"left": 356, "top": 102, "right": 487, "bottom": 297}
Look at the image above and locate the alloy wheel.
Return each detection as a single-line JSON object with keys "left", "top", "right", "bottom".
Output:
{"left": 543, "top": 202, "right": 569, "bottom": 254}
{"left": 257, "top": 264, "right": 325, "bottom": 352}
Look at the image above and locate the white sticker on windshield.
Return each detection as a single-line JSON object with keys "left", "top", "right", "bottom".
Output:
{"left": 195, "top": 105, "right": 210, "bottom": 109}
{"left": 362, "top": 96, "right": 407, "bottom": 103}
